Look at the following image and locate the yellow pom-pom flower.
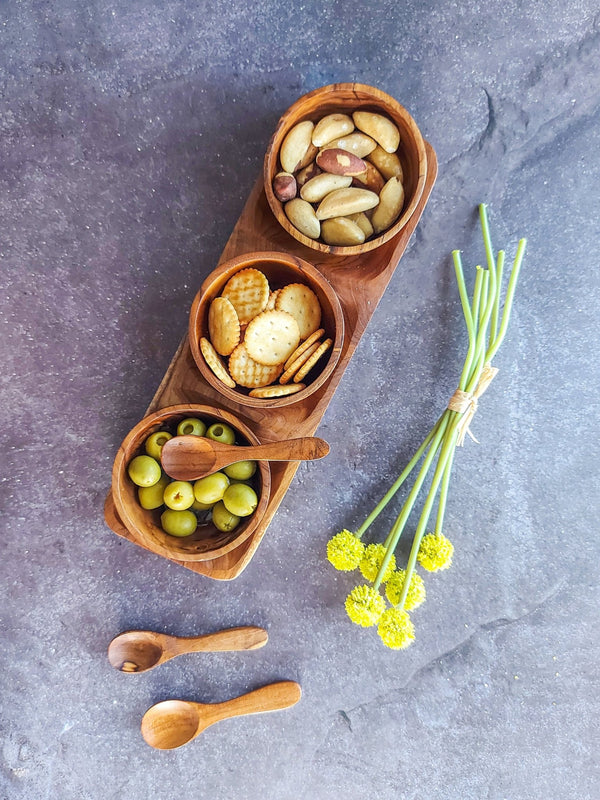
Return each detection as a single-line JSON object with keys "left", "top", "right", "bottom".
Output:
{"left": 385, "top": 569, "right": 426, "bottom": 611}
{"left": 359, "top": 543, "right": 396, "bottom": 583}
{"left": 377, "top": 607, "right": 415, "bottom": 649}
{"left": 417, "top": 532, "right": 454, "bottom": 572}
{"left": 326, "top": 529, "right": 365, "bottom": 571}
{"left": 345, "top": 585, "right": 386, "bottom": 627}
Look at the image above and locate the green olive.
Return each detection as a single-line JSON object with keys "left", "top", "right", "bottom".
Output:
{"left": 211, "top": 500, "right": 241, "bottom": 532}
{"left": 222, "top": 483, "right": 258, "bottom": 517}
{"left": 193, "top": 472, "right": 230, "bottom": 505}
{"left": 138, "top": 473, "right": 170, "bottom": 509}
{"left": 163, "top": 481, "right": 195, "bottom": 510}
{"left": 224, "top": 460, "right": 257, "bottom": 481}
{"left": 128, "top": 455, "right": 162, "bottom": 487}
{"left": 144, "top": 430, "right": 173, "bottom": 460}
{"left": 206, "top": 422, "right": 236, "bottom": 445}
{"left": 176, "top": 418, "right": 207, "bottom": 437}
{"left": 161, "top": 508, "right": 198, "bottom": 537}
{"left": 191, "top": 497, "right": 214, "bottom": 511}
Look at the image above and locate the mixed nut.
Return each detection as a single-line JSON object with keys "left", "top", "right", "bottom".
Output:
{"left": 272, "top": 110, "right": 405, "bottom": 247}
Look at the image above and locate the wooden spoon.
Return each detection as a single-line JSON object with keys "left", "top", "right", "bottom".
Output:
{"left": 160, "top": 434, "right": 330, "bottom": 481}
{"left": 141, "top": 681, "right": 302, "bottom": 749}
{"left": 107, "top": 627, "right": 268, "bottom": 673}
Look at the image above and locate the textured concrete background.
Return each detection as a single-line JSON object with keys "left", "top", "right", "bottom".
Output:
{"left": 1, "top": 1, "right": 599, "bottom": 798}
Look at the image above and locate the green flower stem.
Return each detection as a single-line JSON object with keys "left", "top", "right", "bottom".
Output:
{"left": 490, "top": 250, "right": 505, "bottom": 346}
{"left": 471, "top": 267, "right": 484, "bottom": 332}
{"left": 434, "top": 444, "right": 455, "bottom": 535}
{"left": 479, "top": 203, "right": 496, "bottom": 276}
{"left": 372, "top": 411, "right": 451, "bottom": 591}
{"left": 395, "top": 419, "right": 461, "bottom": 609}
{"left": 487, "top": 238, "right": 527, "bottom": 361}
{"left": 478, "top": 270, "right": 489, "bottom": 328}
{"left": 355, "top": 414, "right": 445, "bottom": 540}
{"left": 453, "top": 252, "right": 478, "bottom": 391}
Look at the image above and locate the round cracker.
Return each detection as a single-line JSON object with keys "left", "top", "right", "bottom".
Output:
{"left": 265, "top": 288, "right": 281, "bottom": 311}
{"left": 244, "top": 310, "right": 301, "bottom": 367}
{"left": 249, "top": 383, "right": 306, "bottom": 398}
{"left": 208, "top": 296, "right": 240, "bottom": 356}
{"left": 275, "top": 283, "right": 322, "bottom": 340}
{"left": 293, "top": 337, "right": 332, "bottom": 383}
{"left": 279, "top": 341, "right": 321, "bottom": 384}
{"left": 283, "top": 327, "right": 325, "bottom": 370}
{"left": 228, "top": 342, "right": 283, "bottom": 388}
{"left": 200, "top": 337, "right": 236, "bottom": 388}
{"left": 222, "top": 268, "right": 270, "bottom": 324}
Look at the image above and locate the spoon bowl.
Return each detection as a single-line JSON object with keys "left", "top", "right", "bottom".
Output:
{"left": 141, "top": 681, "right": 302, "bottom": 749}
{"left": 143, "top": 700, "right": 201, "bottom": 750}
{"left": 108, "top": 627, "right": 269, "bottom": 673}
{"left": 161, "top": 434, "right": 330, "bottom": 481}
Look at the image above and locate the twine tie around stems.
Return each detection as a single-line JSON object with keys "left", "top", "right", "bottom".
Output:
{"left": 447, "top": 362, "right": 499, "bottom": 446}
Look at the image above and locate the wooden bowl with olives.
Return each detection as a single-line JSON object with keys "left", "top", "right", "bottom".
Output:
{"left": 264, "top": 82, "right": 428, "bottom": 255}
{"left": 112, "top": 404, "right": 271, "bottom": 562}
{"left": 189, "top": 251, "right": 344, "bottom": 408}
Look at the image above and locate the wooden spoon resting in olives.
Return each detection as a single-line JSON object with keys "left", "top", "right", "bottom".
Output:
{"left": 160, "top": 434, "right": 330, "bottom": 481}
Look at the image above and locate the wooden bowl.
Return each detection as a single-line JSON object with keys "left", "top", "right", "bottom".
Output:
{"left": 112, "top": 404, "right": 271, "bottom": 562}
{"left": 189, "top": 251, "right": 344, "bottom": 408}
{"left": 264, "top": 82, "right": 428, "bottom": 256}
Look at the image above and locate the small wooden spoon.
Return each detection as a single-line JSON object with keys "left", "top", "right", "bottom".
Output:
{"left": 160, "top": 434, "right": 330, "bottom": 481}
{"left": 141, "top": 681, "right": 302, "bottom": 749}
{"left": 107, "top": 627, "right": 268, "bottom": 673}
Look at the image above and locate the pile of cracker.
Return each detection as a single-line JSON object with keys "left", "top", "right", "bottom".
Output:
{"left": 200, "top": 267, "right": 332, "bottom": 399}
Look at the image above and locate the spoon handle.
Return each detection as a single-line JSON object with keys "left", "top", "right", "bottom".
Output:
{"left": 231, "top": 437, "right": 330, "bottom": 463}
{"left": 199, "top": 681, "right": 302, "bottom": 730}
{"left": 177, "top": 626, "right": 268, "bottom": 653}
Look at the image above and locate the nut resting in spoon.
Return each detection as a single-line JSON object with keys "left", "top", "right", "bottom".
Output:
{"left": 107, "top": 627, "right": 269, "bottom": 673}
{"left": 160, "top": 434, "right": 330, "bottom": 481}
{"left": 141, "top": 681, "right": 302, "bottom": 750}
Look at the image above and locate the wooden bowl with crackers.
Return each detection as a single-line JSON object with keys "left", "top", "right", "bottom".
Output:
{"left": 264, "top": 82, "right": 427, "bottom": 255}
{"left": 189, "top": 251, "right": 344, "bottom": 408}
{"left": 112, "top": 404, "right": 271, "bottom": 561}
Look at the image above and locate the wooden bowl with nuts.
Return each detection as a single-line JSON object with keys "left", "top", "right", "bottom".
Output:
{"left": 189, "top": 251, "right": 344, "bottom": 408}
{"left": 112, "top": 404, "right": 271, "bottom": 562}
{"left": 264, "top": 83, "right": 428, "bottom": 255}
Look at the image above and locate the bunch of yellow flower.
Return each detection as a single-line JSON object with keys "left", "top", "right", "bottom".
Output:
{"left": 327, "top": 205, "right": 526, "bottom": 650}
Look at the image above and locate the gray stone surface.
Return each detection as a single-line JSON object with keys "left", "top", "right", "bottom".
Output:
{"left": 1, "top": 1, "right": 599, "bottom": 798}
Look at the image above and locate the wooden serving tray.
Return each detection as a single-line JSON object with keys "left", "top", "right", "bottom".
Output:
{"left": 104, "top": 141, "right": 437, "bottom": 580}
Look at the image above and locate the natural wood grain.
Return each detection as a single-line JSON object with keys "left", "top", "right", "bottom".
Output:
{"left": 141, "top": 681, "right": 302, "bottom": 749}
{"left": 104, "top": 141, "right": 437, "bottom": 580}
{"left": 264, "top": 83, "right": 428, "bottom": 255}
{"left": 111, "top": 404, "right": 271, "bottom": 562}
{"left": 160, "top": 434, "right": 330, "bottom": 481}
{"left": 107, "top": 626, "right": 269, "bottom": 673}
{"left": 189, "top": 251, "right": 345, "bottom": 408}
